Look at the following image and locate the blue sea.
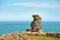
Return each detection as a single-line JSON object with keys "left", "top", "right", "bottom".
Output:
{"left": 0, "top": 21, "right": 60, "bottom": 34}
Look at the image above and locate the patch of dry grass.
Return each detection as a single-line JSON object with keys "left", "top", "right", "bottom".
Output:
{"left": 0, "top": 32, "right": 60, "bottom": 40}
{"left": 24, "top": 35, "right": 60, "bottom": 40}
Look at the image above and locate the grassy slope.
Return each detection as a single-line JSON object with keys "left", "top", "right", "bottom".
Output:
{"left": 18, "top": 32, "right": 60, "bottom": 40}
{"left": 0, "top": 32, "right": 60, "bottom": 40}
{"left": 24, "top": 35, "right": 60, "bottom": 40}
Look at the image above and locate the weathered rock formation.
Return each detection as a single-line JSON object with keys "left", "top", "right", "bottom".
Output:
{"left": 0, "top": 32, "right": 60, "bottom": 40}
{"left": 46, "top": 32, "right": 60, "bottom": 38}
{"left": 0, "top": 32, "right": 25, "bottom": 40}
{"left": 27, "top": 14, "right": 43, "bottom": 33}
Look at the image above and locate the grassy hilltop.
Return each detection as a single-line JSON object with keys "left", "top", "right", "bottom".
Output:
{"left": 0, "top": 32, "right": 60, "bottom": 40}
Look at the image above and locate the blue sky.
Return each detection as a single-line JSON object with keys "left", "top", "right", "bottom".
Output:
{"left": 0, "top": 0, "right": 60, "bottom": 21}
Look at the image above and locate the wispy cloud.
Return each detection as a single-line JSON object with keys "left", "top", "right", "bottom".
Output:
{"left": 9, "top": 2, "right": 60, "bottom": 8}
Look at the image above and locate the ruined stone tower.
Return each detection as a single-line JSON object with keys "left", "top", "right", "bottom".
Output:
{"left": 27, "top": 14, "right": 43, "bottom": 33}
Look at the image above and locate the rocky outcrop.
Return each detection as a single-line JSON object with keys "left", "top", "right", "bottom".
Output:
{"left": 46, "top": 32, "right": 60, "bottom": 38}
{"left": 0, "top": 32, "right": 60, "bottom": 40}
{"left": 27, "top": 14, "right": 43, "bottom": 33}
{"left": 26, "top": 14, "right": 60, "bottom": 39}
{"left": 0, "top": 32, "right": 25, "bottom": 40}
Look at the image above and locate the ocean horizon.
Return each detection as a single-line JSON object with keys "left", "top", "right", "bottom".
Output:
{"left": 0, "top": 21, "right": 60, "bottom": 34}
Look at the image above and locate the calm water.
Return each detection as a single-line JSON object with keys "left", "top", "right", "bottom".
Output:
{"left": 0, "top": 21, "right": 60, "bottom": 34}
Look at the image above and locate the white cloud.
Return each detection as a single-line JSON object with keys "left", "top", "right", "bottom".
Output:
{"left": 0, "top": 12, "right": 51, "bottom": 21}
{"left": 0, "top": 11, "right": 60, "bottom": 21}
{"left": 10, "top": 2, "right": 60, "bottom": 8}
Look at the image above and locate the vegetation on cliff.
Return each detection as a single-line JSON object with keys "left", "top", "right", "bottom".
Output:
{"left": 0, "top": 32, "right": 60, "bottom": 40}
